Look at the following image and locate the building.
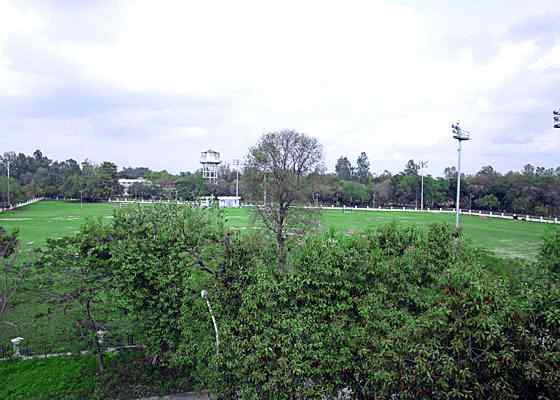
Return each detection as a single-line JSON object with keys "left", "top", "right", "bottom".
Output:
{"left": 118, "top": 178, "right": 149, "bottom": 196}
{"left": 217, "top": 196, "right": 241, "bottom": 208}
{"left": 200, "top": 149, "right": 221, "bottom": 184}
{"left": 197, "top": 195, "right": 241, "bottom": 208}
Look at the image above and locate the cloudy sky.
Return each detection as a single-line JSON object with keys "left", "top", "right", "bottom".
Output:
{"left": 1, "top": 0, "right": 559, "bottom": 176}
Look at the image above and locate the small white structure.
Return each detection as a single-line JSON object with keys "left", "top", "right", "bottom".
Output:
{"left": 198, "top": 196, "right": 214, "bottom": 208}
{"left": 118, "top": 178, "right": 150, "bottom": 196}
{"left": 218, "top": 196, "right": 240, "bottom": 208}
{"left": 11, "top": 337, "right": 24, "bottom": 357}
{"left": 200, "top": 150, "right": 221, "bottom": 184}
{"left": 197, "top": 195, "right": 240, "bottom": 208}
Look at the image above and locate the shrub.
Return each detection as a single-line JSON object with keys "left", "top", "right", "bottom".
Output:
{"left": 215, "top": 223, "right": 560, "bottom": 399}
{"left": 539, "top": 228, "right": 560, "bottom": 275}
{"left": 110, "top": 204, "right": 226, "bottom": 377}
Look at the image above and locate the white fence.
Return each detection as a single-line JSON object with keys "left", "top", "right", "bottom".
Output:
{"left": 312, "top": 205, "right": 560, "bottom": 225}
{"left": 244, "top": 204, "right": 560, "bottom": 225}
{"left": 0, "top": 197, "right": 44, "bottom": 213}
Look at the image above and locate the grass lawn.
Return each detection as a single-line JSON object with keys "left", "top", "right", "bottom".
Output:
{"left": 0, "top": 351, "right": 194, "bottom": 400}
{"left": 225, "top": 207, "right": 551, "bottom": 260}
{"left": 0, "top": 200, "right": 552, "bottom": 259}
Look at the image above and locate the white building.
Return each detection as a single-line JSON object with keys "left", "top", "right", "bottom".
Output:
{"left": 217, "top": 196, "right": 241, "bottom": 208}
{"left": 118, "top": 178, "right": 149, "bottom": 196}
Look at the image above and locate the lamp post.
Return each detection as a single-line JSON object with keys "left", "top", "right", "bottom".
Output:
{"left": 452, "top": 123, "right": 471, "bottom": 228}
{"left": 554, "top": 109, "right": 560, "bottom": 128}
{"left": 6, "top": 160, "right": 10, "bottom": 209}
{"left": 80, "top": 190, "right": 84, "bottom": 209}
{"left": 201, "top": 290, "right": 219, "bottom": 356}
{"left": 233, "top": 159, "right": 240, "bottom": 198}
{"left": 419, "top": 161, "right": 428, "bottom": 211}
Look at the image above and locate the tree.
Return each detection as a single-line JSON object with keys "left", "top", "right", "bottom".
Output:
{"left": 356, "top": 152, "right": 371, "bottom": 184}
{"left": 246, "top": 130, "right": 323, "bottom": 271}
{"left": 0, "top": 228, "right": 31, "bottom": 330}
{"left": 36, "top": 220, "right": 115, "bottom": 372}
{"left": 335, "top": 156, "right": 352, "bottom": 180}
{"left": 403, "top": 159, "right": 420, "bottom": 176}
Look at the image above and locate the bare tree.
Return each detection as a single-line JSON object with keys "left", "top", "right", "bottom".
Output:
{"left": 245, "top": 130, "right": 323, "bottom": 271}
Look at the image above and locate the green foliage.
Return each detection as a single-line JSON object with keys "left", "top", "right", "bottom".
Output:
{"left": 215, "top": 223, "right": 560, "bottom": 399}
{"left": 0, "top": 226, "right": 19, "bottom": 258}
{"left": 110, "top": 204, "right": 226, "bottom": 371}
{"left": 35, "top": 219, "right": 119, "bottom": 370}
{"left": 539, "top": 228, "right": 560, "bottom": 275}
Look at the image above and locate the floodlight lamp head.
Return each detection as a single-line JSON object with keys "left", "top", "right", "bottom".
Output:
{"left": 201, "top": 290, "right": 208, "bottom": 299}
{"left": 553, "top": 110, "right": 560, "bottom": 116}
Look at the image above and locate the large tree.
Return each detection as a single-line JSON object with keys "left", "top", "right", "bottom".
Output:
{"left": 246, "top": 130, "right": 323, "bottom": 271}
{"left": 355, "top": 152, "right": 371, "bottom": 183}
{"left": 335, "top": 156, "right": 353, "bottom": 180}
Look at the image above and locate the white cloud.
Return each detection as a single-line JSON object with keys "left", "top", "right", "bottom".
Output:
{"left": 1, "top": 0, "right": 560, "bottom": 174}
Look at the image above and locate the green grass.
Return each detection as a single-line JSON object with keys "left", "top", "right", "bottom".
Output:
{"left": 224, "top": 207, "right": 551, "bottom": 260}
{"left": 0, "top": 200, "right": 551, "bottom": 259}
{"left": 0, "top": 354, "right": 96, "bottom": 400}
{"left": 0, "top": 351, "right": 194, "bottom": 400}
{"left": 0, "top": 201, "right": 117, "bottom": 247}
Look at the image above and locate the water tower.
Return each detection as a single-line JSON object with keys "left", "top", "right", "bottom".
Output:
{"left": 200, "top": 149, "right": 221, "bottom": 184}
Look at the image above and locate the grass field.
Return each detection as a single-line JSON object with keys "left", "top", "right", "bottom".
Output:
{"left": 0, "top": 200, "right": 551, "bottom": 259}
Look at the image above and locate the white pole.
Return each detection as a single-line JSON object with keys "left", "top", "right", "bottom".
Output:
{"left": 6, "top": 160, "right": 10, "bottom": 208}
{"left": 263, "top": 172, "right": 267, "bottom": 207}
{"left": 421, "top": 170, "right": 424, "bottom": 211}
{"left": 420, "top": 161, "right": 428, "bottom": 211}
{"left": 201, "top": 290, "right": 219, "bottom": 355}
{"left": 236, "top": 168, "right": 239, "bottom": 198}
{"left": 455, "top": 139, "right": 462, "bottom": 228}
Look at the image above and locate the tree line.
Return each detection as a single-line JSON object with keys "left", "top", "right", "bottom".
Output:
{"left": 2, "top": 147, "right": 560, "bottom": 216}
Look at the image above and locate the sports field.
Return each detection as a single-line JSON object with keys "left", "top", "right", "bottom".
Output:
{"left": 0, "top": 200, "right": 552, "bottom": 259}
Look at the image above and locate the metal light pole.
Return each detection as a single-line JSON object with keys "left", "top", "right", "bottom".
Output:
{"left": 263, "top": 172, "right": 267, "bottom": 207}
{"left": 554, "top": 109, "right": 560, "bottom": 128}
{"left": 452, "top": 123, "right": 471, "bottom": 228}
{"left": 80, "top": 190, "right": 84, "bottom": 209}
{"left": 6, "top": 160, "right": 10, "bottom": 209}
{"left": 420, "top": 161, "right": 428, "bottom": 211}
{"left": 233, "top": 159, "right": 240, "bottom": 198}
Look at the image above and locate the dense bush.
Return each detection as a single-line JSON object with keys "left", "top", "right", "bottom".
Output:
{"left": 539, "top": 228, "right": 560, "bottom": 275}
{"left": 215, "top": 223, "right": 560, "bottom": 399}
{"left": 37, "top": 205, "right": 558, "bottom": 398}
{"left": 109, "top": 204, "right": 228, "bottom": 384}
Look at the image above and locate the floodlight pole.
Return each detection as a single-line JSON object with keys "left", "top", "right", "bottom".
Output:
{"left": 452, "top": 123, "right": 470, "bottom": 229}
{"left": 455, "top": 140, "right": 463, "bottom": 228}
{"left": 233, "top": 159, "right": 240, "bottom": 198}
{"left": 554, "top": 109, "right": 560, "bottom": 129}
{"left": 420, "top": 161, "right": 428, "bottom": 211}
{"left": 6, "top": 160, "right": 10, "bottom": 209}
{"left": 263, "top": 172, "right": 267, "bottom": 207}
